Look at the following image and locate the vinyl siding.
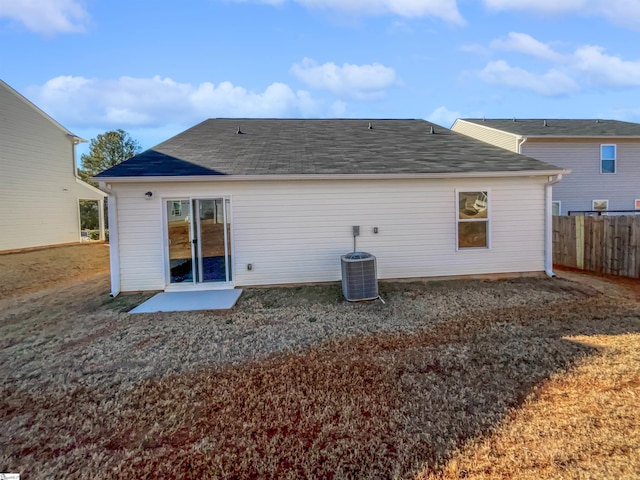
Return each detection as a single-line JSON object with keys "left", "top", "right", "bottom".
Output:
{"left": 0, "top": 83, "right": 104, "bottom": 251}
{"left": 522, "top": 141, "right": 640, "bottom": 213}
{"left": 111, "top": 177, "right": 547, "bottom": 291}
{"left": 451, "top": 120, "right": 519, "bottom": 152}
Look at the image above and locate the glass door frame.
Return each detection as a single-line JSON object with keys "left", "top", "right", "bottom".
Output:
{"left": 162, "top": 195, "right": 234, "bottom": 291}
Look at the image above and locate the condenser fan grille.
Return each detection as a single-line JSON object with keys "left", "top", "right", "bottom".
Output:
{"left": 341, "top": 252, "right": 378, "bottom": 301}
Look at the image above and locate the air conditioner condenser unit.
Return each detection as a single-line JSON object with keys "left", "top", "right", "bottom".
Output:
{"left": 341, "top": 252, "right": 378, "bottom": 301}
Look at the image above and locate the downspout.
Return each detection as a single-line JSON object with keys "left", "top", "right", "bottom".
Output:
{"left": 519, "top": 136, "right": 560, "bottom": 276}
{"left": 545, "top": 174, "right": 563, "bottom": 277}
{"left": 100, "top": 182, "right": 121, "bottom": 297}
{"left": 516, "top": 136, "right": 527, "bottom": 154}
{"left": 69, "top": 134, "right": 87, "bottom": 178}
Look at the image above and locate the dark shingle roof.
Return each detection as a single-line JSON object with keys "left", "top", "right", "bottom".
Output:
{"left": 96, "top": 119, "right": 564, "bottom": 178}
{"left": 461, "top": 118, "right": 640, "bottom": 137}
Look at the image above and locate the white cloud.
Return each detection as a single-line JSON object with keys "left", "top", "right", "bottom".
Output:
{"left": 482, "top": 0, "right": 640, "bottom": 30}
{"left": 478, "top": 32, "right": 640, "bottom": 95}
{"left": 460, "top": 44, "right": 492, "bottom": 56}
{"left": 490, "top": 32, "right": 564, "bottom": 62}
{"left": 599, "top": 0, "right": 640, "bottom": 30}
{"left": 427, "top": 106, "right": 461, "bottom": 127}
{"left": 28, "top": 75, "right": 322, "bottom": 128}
{"left": 483, "top": 0, "right": 585, "bottom": 15}
{"left": 0, "top": 0, "right": 89, "bottom": 34}
{"left": 291, "top": 58, "right": 397, "bottom": 99}
{"left": 479, "top": 60, "right": 579, "bottom": 96}
{"left": 230, "top": 0, "right": 464, "bottom": 23}
{"left": 572, "top": 45, "right": 640, "bottom": 88}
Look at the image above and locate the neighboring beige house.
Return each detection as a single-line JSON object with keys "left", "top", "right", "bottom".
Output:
{"left": 0, "top": 79, "right": 105, "bottom": 252}
{"left": 95, "top": 119, "right": 568, "bottom": 296}
{"left": 452, "top": 118, "right": 640, "bottom": 215}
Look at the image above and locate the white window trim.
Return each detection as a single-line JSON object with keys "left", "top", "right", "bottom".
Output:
{"left": 600, "top": 144, "right": 616, "bottom": 174}
{"left": 635, "top": 199, "right": 640, "bottom": 210}
{"left": 455, "top": 188, "right": 491, "bottom": 251}
{"left": 552, "top": 201, "right": 561, "bottom": 216}
{"left": 592, "top": 199, "right": 608, "bottom": 211}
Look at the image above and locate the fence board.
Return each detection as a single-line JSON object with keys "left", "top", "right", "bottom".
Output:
{"left": 553, "top": 215, "right": 640, "bottom": 279}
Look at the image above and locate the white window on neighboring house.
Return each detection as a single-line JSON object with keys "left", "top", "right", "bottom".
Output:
{"left": 171, "top": 201, "right": 182, "bottom": 217}
{"left": 593, "top": 199, "right": 608, "bottom": 212}
{"left": 601, "top": 144, "right": 616, "bottom": 174}
{"left": 635, "top": 199, "right": 640, "bottom": 210}
{"left": 457, "top": 190, "right": 490, "bottom": 249}
{"left": 552, "top": 201, "right": 561, "bottom": 216}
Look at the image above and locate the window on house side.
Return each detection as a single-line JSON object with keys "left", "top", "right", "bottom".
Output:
{"left": 457, "top": 191, "right": 489, "bottom": 249}
{"left": 635, "top": 199, "right": 640, "bottom": 210}
{"left": 552, "top": 201, "right": 561, "bottom": 216}
{"left": 592, "top": 199, "right": 608, "bottom": 211}
{"left": 601, "top": 144, "right": 616, "bottom": 174}
{"left": 171, "top": 201, "right": 182, "bottom": 217}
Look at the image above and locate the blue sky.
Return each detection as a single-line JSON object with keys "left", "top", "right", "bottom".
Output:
{"left": 1, "top": 0, "right": 640, "bottom": 157}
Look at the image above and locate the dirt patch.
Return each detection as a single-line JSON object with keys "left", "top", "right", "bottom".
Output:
{"left": 555, "top": 265, "right": 640, "bottom": 300}
{"left": 0, "top": 248, "right": 638, "bottom": 479}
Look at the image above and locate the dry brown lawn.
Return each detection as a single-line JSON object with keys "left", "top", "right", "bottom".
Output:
{"left": 1, "top": 246, "right": 639, "bottom": 479}
{"left": 0, "top": 243, "right": 110, "bottom": 297}
{"left": 416, "top": 332, "right": 640, "bottom": 480}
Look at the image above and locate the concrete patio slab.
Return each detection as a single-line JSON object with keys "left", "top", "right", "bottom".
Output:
{"left": 130, "top": 289, "right": 243, "bottom": 313}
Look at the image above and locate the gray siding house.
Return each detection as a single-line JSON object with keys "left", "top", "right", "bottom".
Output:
{"left": 95, "top": 119, "right": 568, "bottom": 296}
{"left": 452, "top": 118, "right": 640, "bottom": 215}
{"left": 0, "top": 79, "right": 105, "bottom": 251}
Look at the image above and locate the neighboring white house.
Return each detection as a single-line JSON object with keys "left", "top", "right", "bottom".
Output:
{"left": 452, "top": 118, "right": 640, "bottom": 215}
{"left": 0, "top": 79, "right": 105, "bottom": 252}
{"left": 95, "top": 119, "right": 568, "bottom": 295}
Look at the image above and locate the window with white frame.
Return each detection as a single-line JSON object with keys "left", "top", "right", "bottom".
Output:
{"left": 635, "top": 199, "right": 640, "bottom": 210}
{"left": 552, "top": 201, "right": 561, "bottom": 216}
{"left": 457, "top": 190, "right": 489, "bottom": 249}
{"left": 600, "top": 144, "right": 616, "bottom": 174}
{"left": 592, "top": 199, "right": 608, "bottom": 211}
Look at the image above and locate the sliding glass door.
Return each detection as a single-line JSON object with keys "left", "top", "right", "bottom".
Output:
{"left": 166, "top": 198, "right": 232, "bottom": 286}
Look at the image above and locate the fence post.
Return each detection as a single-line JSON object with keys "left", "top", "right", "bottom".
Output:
{"left": 575, "top": 215, "right": 585, "bottom": 269}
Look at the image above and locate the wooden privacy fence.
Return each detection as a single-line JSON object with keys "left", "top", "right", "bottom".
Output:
{"left": 553, "top": 215, "right": 640, "bottom": 278}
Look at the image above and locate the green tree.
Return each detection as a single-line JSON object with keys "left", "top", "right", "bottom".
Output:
{"left": 79, "top": 129, "right": 141, "bottom": 186}
{"left": 79, "top": 200, "right": 99, "bottom": 230}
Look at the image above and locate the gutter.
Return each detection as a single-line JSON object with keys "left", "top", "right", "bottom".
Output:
{"left": 544, "top": 174, "right": 565, "bottom": 278}
{"left": 93, "top": 169, "right": 569, "bottom": 184}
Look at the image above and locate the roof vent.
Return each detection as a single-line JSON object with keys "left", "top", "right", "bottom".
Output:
{"left": 512, "top": 118, "right": 516, "bottom": 122}
{"left": 543, "top": 120, "right": 548, "bottom": 127}
{"left": 596, "top": 119, "right": 601, "bottom": 123}
{"left": 430, "top": 126, "right": 435, "bottom": 134}
{"left": 368, "top": 122, "right": 373, "bottom": 130}
{"left": 236, "top": 126, "right": 243, "bottom": 134}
